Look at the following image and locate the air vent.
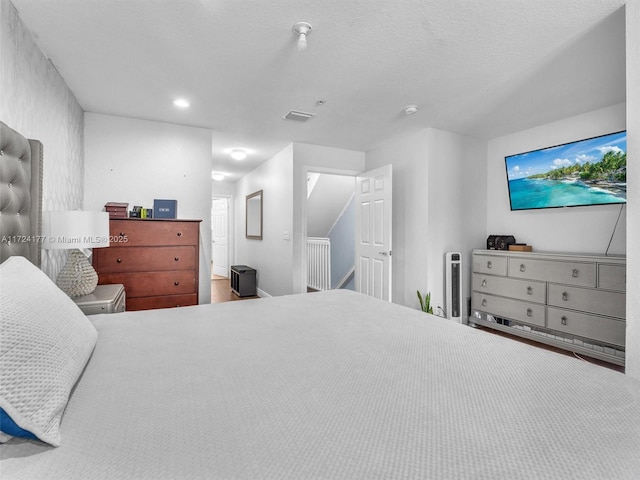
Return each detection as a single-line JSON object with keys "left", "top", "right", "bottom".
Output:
{"left": 284, "top": 110, "right": 315, "bottom": 122}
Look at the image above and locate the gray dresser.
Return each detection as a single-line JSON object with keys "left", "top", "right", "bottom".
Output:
{"left": 470, "top": 249, "right": 626, "bottom": 366}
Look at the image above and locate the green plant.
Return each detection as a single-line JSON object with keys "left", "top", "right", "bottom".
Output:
{"left": 417, "top": 290, "right": 433, "bottom": 314}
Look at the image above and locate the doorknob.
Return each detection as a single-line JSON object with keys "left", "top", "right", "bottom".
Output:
{"left": 378, "top": 251, "right": 388, "bottom": 256}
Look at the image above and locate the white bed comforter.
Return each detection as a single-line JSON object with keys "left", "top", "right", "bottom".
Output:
{"left": 2, "top": 290, "right": 640, "bottom": 479}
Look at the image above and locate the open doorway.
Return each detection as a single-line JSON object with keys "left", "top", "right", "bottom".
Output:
{"left": 306, "top": 172, "right": 356, "bottom": 291}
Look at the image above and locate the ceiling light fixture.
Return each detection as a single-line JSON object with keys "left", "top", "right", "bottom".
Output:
{"left": 212, "top": 173, "right": 225, "bottom": 181}
{"left": 292, "top": 22, "right": 312, "bottom": 51}
{"left": 173, "top": 98, "right": 190, "bottom": 108}
{"left": 230, "top": 149, "right": 247, "bottom": 161}
{"left": 404, "top": 105, "right": 419, "bottom": 115}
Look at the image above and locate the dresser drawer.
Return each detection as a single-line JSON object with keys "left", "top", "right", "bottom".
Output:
{"left": 547, "top": 307, "right": 625, "bottom": 347}
{"left": 127, "top": 294, "right": 198, "bottom": 311}
{"left": 508, "top": 258, "right": 596, "bottom": 287}
{"left": 547, "top": 284, "right": 625, "bottom": 319}
{"left": 598, "top": 264, "right": 626, "bottom": 292}
{"left": 473, "top": 255, "right": 507, "bottom": 276}
{"left": 95, "top": 246, "right": 196, "bottom": 273}
{"left": 472, "top": 293, "right": 545, "bottom": 327}
{"left": 472, "top": 273, "right": 545, "bottom": 304}
{"left": 109, "top": 219, "right": 199, "bottom": 246}
{"left": 98, "top": 271, "right": 197, "bottom": 297}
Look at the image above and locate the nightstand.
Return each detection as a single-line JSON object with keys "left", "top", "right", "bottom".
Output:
{"left": 73, "top": 284, "right": 126, "bottom": 315}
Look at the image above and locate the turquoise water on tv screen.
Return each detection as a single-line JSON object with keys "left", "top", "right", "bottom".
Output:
{"left": 509, "top": 178, "right": 626, "bottom": 210}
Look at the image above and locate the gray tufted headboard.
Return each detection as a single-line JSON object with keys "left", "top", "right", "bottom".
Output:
{"left": 0, "top": 121, "right": 44, "bottom": 267}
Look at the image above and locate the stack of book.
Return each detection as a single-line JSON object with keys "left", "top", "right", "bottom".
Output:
{"left": 104, "top": 202, "right": 128, "bottom": 218}
{"left": 129, "top": 206, "right": 153, "bottom": 218}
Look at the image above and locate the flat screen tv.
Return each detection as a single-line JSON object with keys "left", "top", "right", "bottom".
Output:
{"left": 505, "top": 130, "right": 626, "bottom": 211}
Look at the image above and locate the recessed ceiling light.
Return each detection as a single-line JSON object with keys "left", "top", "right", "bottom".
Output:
{"left": 173, "top": 98, "right": 190, "bottom": 108}
{"left": 230, "top": 149, "right": 247, "bottom": 161}
{"left": 212, "top": 173, "right": 225, "bottom": 181}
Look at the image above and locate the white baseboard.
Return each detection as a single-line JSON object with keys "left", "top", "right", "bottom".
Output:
{"left": 257, "top": 288, "right": 271, "bottom": 298}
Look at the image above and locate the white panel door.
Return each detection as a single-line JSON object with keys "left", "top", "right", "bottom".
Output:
{"left": 211, "top": 197, "right": 228, "bottom": 277}
{"left": 355, "top": 164, "right": 392, "bottom": 301}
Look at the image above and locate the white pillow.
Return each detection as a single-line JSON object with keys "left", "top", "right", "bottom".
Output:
{"left": 0, "top": 256, "right": 98, "bottom": 446}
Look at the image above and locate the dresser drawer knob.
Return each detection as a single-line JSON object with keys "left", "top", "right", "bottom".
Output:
{"left": 526, "top": 308, "right": 532, "bottom": 317}
{"left": 174, "top": 257, "right": 180, "bottom": 262}
{"left": 481, "top": 279, "right": 487, "bottom": 287}
{"left": 177, "top": 232, "right": 182, "bottom": 237}
{"left": 562, "top": 292, "right": 568, "bottom": 301}
{"left": 174, "top": 281, "right": 180, "bottom": 286}
{"left": 119, "top": 232, "right": 126, "bottom": 237}
{"left": 486, "top": 261, "right": 492, "bottom": 269}
{"left": 481, "top": 299, "right": 487, "bottom": 307}
{"left": 520, "top": 264, "right": 526, "bottom": 272}
{"left": 561, "top": 316, "right": 568, "bottom": 325}
{"left": 117, "top": 258, "right": 122, "bottom": 263}
{"left": 526, "top": 286, "right": 533, "bottom": 295}
{"left": 572, "top": 268, "right": 579, "bottom": 278}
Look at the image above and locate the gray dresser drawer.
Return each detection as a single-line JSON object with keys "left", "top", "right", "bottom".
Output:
{"left": 508, "top": 258, "right": 596, "bottom": 287}
{"left": 473, "top": 255, "right": 507, "bottom": 276}
{"left": 547, "top": 284, "right": 625, "bottom": 319}
{"left": 472, "top": 293, "right": 545, "bottom": 327}
{"left": 473, "top": 273, "right": 546, "bottom": 304}
{"left": 547, "top": 307, "right": 625, "bottom": 347}
{"left": 598, "top": 264, "right": 626, "bottom": 292}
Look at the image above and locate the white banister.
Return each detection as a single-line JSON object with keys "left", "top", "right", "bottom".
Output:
{"left": 307, "top": 237, "right": 331, "bottom": 291}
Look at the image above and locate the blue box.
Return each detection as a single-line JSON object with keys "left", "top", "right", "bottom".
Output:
{"left": 153, "top": 199, "right": 177, "bottom": 219}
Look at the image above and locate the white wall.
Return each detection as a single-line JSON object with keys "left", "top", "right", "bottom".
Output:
{"left": 83, "top": 113, "right": 212, "bottom": 304}
{"left": 486, "top": 103, "right": 627, "bottom": 255}
{"left": 626, "top": 0, "right": 640, "bottom": 380}
{"left": 235, "top": 144, "right": 294, "bottom": 297}
{"left": 1, "top": 0, "right": 84, "bottom": 279}
{"left": 292, "top": 143, "right": 366, "bottom": 294}
{"left": 425, "top": 128, "right": 487, "bottom": 315}
{"left": 365, "top": 128, "right": 486, "bottom": 311}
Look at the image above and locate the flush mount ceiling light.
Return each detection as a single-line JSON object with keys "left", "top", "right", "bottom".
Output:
{"left": 211, "top": 173, "right": 225, "bottom": 181}
{"left": 404, "top": 105, "right": 419, "bottom": 115}
{"left": 230, "top": 149, "right": 247, "bottom": 161}
{"left": 292, "top": 21, "right": 312, "bottom": 51}
{"left": 173, "top": 98, "right": 190, "bottom": 108}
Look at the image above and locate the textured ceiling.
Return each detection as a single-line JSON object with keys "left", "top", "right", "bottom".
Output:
{"left": 11, "top": 0, "right": 627, "bottom": 181}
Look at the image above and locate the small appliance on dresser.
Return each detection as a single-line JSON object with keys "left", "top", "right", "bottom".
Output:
{"left": 93, "top": 218, "right": 201, "bottom": 311}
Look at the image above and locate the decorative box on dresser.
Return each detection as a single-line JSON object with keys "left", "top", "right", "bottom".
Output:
{"left": 93, "top": 218, "right": 201, "bottom": 311}
{"left": 470, "top": 249, "right": 626, "bottom": 366}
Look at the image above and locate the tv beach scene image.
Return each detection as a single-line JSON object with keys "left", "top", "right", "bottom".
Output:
{"left": 505, "top": 131, "right": 627, "bottom": 211}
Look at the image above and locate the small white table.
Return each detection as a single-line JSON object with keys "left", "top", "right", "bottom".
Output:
{"left": 73, "top": 284, "right": 126, "bottom": 315}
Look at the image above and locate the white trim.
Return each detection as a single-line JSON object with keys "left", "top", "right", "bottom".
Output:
{"left": 257, "top": 287, "right": 271, "bottom": 298}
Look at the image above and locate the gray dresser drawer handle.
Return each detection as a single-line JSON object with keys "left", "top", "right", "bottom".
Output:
{"left": 481, "top": 299, "right": 487, "bottom": 307}
{"left": 174, "top": 257, "right": 180, "bottom": 261}
{"left": 117, "top": 258, "right": 122, "bottom": 263}
{"left": 561, "top": 316, "right": 568, "bottom": 325}
{"left": 174, "top": 281, "right": 180, "bottom": 286}
{"left": 520, "top": 264, "right": 526, "bottom": 272}
{"left": 481, "top": 279, "right": 487, "bottom": 287}
{"left": 526, "top": 308, "right": 532, "bottom": 317}
{"left": 177, "top": 232, "right": 182, "bottom": 237}
{"left": 562, "top": 292, "right": 569, "bottom": 301}
{"left": 486, "top": 261, "right": 492, "bottom": 269}
{"left": 526, "top": 286, "right": 533, "bottom": 295}
{"left": 572, "top": 268, "right": 579, "bottom": 278}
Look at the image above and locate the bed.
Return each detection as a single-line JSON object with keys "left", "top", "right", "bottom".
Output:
{"left": 2, "top": 122, "right": 640, "bottom": 479}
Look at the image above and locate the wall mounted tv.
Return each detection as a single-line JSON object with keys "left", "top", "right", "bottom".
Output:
{"left": 505, "top": 130, "right": 626, "bottom": 211}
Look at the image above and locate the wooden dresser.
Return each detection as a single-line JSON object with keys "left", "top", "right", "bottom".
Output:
{"left": 470, "top": 249, "right": 626, "bottom": 366}
{"left": 93, "top": 218, "right": 201, "bottom": 311}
